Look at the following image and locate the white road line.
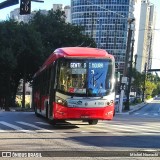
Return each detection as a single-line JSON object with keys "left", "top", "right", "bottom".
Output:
{"left": 82, "top": 123, "right": 160, "bottom": 134}
{"left": 16, "top": 121, "right": 54, "bottom": 133}
{"left": 81, "top": 131, "right": 89, "bottom": 133}
{"left": 107, "top": 123, "right": 160, "bottom": 131}
{"left": 143, "top": 113, "right": 149, "bottom": 115}
{"left": 134, "top": 113, "right": 140, "bottom": 115}
{"left": 0, "top": 121, "right": 35, "bottom": 133}
{"left": 0, "top": 128, "right": 7, "bottom": 132}
{"left": 35, "top": 122, "right": 50, "bottom": 125}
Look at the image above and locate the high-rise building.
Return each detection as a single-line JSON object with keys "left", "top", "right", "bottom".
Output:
{"left": 64, "top": 5, "right": 71, "bottom": 23}
{"left": 10, "top": 4, "right": 71, "bottom": 23}
{"left": 71, "top": 0, "right": 135, "bottom": 73}
{"left": 52, "top": 4, "right": 63, "bottom": 11}
{"left": 52, "top": 4, "right": 71, "bottom": 23}
{"left": 71, "top": 0, "right": 156, "bottom": 74}
{"left": 134, "top": 0, "right": 156, "bottom": 73}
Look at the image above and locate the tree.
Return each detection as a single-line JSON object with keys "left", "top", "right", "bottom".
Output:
{"left": 0, "top": 20, "right": 44, "bottom": 109}
{"left": 29, "top": 9, "right": 96, "bottom": 54}
{"left": 13, "top": 22, "right": 45, "bottom": 108}
{"left": 0, "top": 20, "right": 18, "bottom": 110}
{"left": 145, "top": 80, "right": 156, "bottom": 99}
{"left": 131, "top": 68, "right": 144, "bottom": 95}
{"left": 0, "top": 9, "right": 96, "bottom": 109}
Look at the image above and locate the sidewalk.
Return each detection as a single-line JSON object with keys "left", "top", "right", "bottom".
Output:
{"left": 0, "top": 107, "right": 33, "bottom": 112}
{"left": 116, "top": 98, "right": 153, "bottom": 115}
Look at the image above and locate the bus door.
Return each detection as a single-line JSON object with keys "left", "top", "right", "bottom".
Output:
{"left": 49, "top": 62, "right": 57, "bottom": 118}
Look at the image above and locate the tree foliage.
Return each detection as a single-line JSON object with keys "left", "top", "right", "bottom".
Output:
{"left": 131, "top": 68, "right": 160, "bottom": 99}
{"left": 0, "top": 9, "right": 96, "bottom": 109}
{"left": 29, "top": 9, "right": 96, "bottom": 54}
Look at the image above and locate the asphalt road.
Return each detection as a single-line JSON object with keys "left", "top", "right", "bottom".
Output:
{"left": 0, "top": 99, "right": 160, "bottom": 159}
{"left": 130, "top": 97, "right": 160, "bottom": 117}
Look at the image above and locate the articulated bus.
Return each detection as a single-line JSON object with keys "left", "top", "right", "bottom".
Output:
{"left": 32, "top": 47, "right": 115, "bottom": 125}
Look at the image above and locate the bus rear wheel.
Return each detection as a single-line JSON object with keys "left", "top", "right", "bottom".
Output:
{"left": 34, "top": 107, "right": 40, "bottom": 117}
{"left": 88, "top": 119, "right": 98, "bottom": 125}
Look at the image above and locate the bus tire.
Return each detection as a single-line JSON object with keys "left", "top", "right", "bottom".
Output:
{"left": 88, "top": 119, "right": 98, "bottom": 125}
{"left": 113, "top": 109, "right": 115, "bottom": 116}
{"left": 46, "top": 105, "right": 48, "bottom": 119}
{"left": 48, "top": 119, "right": 57, "bottom": 125}
{"left": 35, "top": 110, "right": 40, "bottom": 117}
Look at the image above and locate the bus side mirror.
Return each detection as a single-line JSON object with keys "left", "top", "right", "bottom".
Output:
{"left": 115, "top": 72, "right": 120, "bottom": 82}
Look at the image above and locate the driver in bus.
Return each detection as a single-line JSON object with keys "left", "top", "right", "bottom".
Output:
{"left": 67, "top": 77, "right": 72, "bottom": 89}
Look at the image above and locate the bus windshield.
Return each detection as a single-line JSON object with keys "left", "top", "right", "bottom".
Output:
{"left": 57, "top": 58, "right": 113, "bottom": 97}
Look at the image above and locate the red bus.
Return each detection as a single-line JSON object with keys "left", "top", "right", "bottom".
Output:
{"left": 32, "top": 47, "right": 115, "bottom": 125}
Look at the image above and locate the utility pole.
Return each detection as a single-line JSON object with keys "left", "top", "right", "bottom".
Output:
{"left": 98, "top": 13, "right": 102, "bottom": 48}
{"left": 142, "top": 63, "right": 147, "bottom": 102}
{"left": 123, "top": 19, "right": 135, "bottom": 76}
{"left": 91, "top": 13, "right": 94, "bottom": 38}
{"left": 134, "top": 54, "right": 137, "bottom": 68}
{"left": 125, "top": 38, "right": 134, "bottom": 110}
{"left": 123, "top": 18, "right": 135, "bottom": 111}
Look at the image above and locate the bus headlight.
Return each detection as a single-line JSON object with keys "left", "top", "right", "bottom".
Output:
{"left": 56, "top": 97, "right": 68, "bottom": 107}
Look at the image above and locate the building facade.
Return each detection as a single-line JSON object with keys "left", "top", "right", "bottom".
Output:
{"left": 71, "top": 0, "right": 135, "bottom": 73}
{"left": 52, "top": 4, "right": 71, "bottom": 23}
{"left": 134, "top": 0, "right": 156, "bottom": 73}
{"left": 71, "top": 0, "right": 156, "bottom": 74}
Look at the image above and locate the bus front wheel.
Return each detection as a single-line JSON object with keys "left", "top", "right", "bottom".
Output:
{"left": 88, "top": 119, "right": 98, "bottom": 125}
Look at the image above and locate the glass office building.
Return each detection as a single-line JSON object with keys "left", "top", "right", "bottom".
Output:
{"left": 71, "top": 0, "right": 134, "bottom": 73}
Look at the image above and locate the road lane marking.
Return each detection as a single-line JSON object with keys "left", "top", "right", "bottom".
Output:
{"left": 134, "top": 113, "right": 140, "bottom": 115}
{"left": 35, "top": 122, "right": 50, "bottom": 125}
{"left": 16, "top": 121, "right": 54, "bottom": 133}
{"left": 0, "top": 121, "right": 35, "bottom": 133}
{"left": 143, "top": 113, "right": 149, "bottom": 115}
{"left": 0, "top": 128, "right": 7, "bottom": 132}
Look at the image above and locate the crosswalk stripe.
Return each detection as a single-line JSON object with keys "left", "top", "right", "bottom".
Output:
{"left": 35, "top": 122, "right": 50, "bottom": 125}
{"left": 0, "top": 128, "right": 7, "bottom": 132}
{"left": 103, "top": 123, "right": 160, "bottom": 132}
{"left": 73, "top": 122, "right": 160, "bottom": 135}
{"left": 0, "top": 121, "right": 35, "bottom": 133}
{"left": 133, "top": 113, "right": 160, "bottom": 116}
{"left": 16, "top": 121, "right": 54, "bottom": 133}
{"left": 0, "top": 120, "right": 160, "bottom": 135}
{"left": 105, "top": 123, "right": 160, "bottom": 129}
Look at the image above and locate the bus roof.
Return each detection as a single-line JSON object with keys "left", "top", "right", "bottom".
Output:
{"left": 55, "top": 47, "right": 112, "bottom": 57}
{"left": 44, "top": 47, "right": 113, "bottom": 65}
{"left": 34, "top": 47, "right": 114, "bottom": 77}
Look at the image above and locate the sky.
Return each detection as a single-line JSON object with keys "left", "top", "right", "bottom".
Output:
{"left": 0, "top": 0, "right": 159, "bottom": 69}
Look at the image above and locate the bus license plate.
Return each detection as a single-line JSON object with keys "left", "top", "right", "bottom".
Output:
{"left": 81, "top": 116, "right": 89, "bottom": 118}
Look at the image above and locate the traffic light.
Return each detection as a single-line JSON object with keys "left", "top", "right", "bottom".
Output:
{"left": 20, "top": 0, "right": 31, "bottom": 15}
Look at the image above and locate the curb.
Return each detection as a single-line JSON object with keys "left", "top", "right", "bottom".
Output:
{"left": 128, "top": 102, "right": 147, "bottom": 114}
{"left": 116, "top": 102, "right": 148, "bottom": 115}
